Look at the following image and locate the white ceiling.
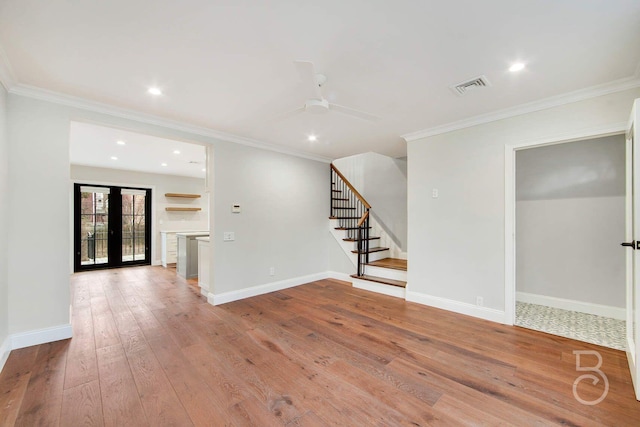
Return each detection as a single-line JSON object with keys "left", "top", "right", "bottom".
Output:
{"left": 1, "top": 1, "right": 640, "bottom": 159}
{"left": 70, "top": 122, "right": 206, "bottom": 178}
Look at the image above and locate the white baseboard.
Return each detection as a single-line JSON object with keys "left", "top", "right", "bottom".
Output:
{"left": 406, "top": 291, "right": 506, "bottom": 324}
{"left": 208, "top": 272, "right": 330, "bottom": 306}
{"left": 152, "top": 259, "right": 162, "bottom": 266}
{"left": 0, "top": 335, "right": 10, "bottom": 373}
{"left": 326, "top": 271, "right": 352, "bottom": 282}
{"left": 516, "top": 292, "right": 625, "bottom": 320}
{"left": 10, "top": 324, "right": 73, "bottom": 350}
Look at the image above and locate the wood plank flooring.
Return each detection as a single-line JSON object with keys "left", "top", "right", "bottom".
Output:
{"left": 1, "top": 265, "right": 639, "bottom": 425}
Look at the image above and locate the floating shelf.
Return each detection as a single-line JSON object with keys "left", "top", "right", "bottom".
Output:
{"left": 165, "top": 207, "right": 202, "bottom": 212}
{"left": 165, "top": 193, "right": 201, "bottom": 198}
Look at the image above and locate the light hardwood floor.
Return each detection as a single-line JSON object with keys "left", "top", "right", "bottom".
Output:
{"left": 1, "top": 265, "right": 639, "bottom": 426}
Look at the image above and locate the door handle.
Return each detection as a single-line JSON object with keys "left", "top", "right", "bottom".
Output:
{"left": 621, "top": 241, "right": 639, "bottom": 249}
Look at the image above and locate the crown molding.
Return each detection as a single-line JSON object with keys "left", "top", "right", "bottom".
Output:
{"left": 402, "top": 75, "right": 640, "bottom": 142}
{"left": 0, "top": 43, "right": 17, "bottom": 91}
{"left": 8, "top": 83, "right": 333, "bottom": 163}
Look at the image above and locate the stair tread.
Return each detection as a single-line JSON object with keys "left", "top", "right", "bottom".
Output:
{"left": 351, "top": 247, "right": 389, "bottom": 254}
{"left": 366, "top": 258, "right": 407, "bottom": 271}
{"left": 335, "top": 226, "right": 371, "bottom": 230}
{"left": 332, "top": 197, "right": 349, "bottom": 201}
{"left": 343, "top": 237, "right": 380, "bottom": 242}
{"left": 332, "top": 206, "right": 356, "bottom": 209}
{"left": 330, "top": 216, "right": 361, "bottom": 219}
{"left": 350, "top": 274, "right": 407, "bottom": 288}
{"left": 331, "top": 190, "right": 342, "bottom": 193}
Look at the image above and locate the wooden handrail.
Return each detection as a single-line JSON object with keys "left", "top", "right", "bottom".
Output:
{"left": 357, "top": 210, "right": 369, "bottom": 227}
{"left": 330, "top": 164, "right": 371, "bottom": 209}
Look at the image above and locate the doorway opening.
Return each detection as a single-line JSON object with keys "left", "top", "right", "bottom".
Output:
{"left": 511, "top": 134, "right": 626, "bottom": 350}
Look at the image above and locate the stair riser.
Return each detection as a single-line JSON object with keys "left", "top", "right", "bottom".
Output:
{"left": 347, "top": 240, "right": 381, "bottom": 251}
{"left": 364, "top": 266, "right": 407, "bottom": 282}
{"left": 351, "top": 278, "right": 406, "bottom": 299}
{"left": 365, "top": 250, "right": 390, "bottom": 262}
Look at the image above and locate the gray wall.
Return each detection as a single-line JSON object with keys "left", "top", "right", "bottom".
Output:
{"left": 407, "top": 88, "right": 639, "bottom": 317}
{"left": 7, "top": 93, "right": 330, "bottom": 337}
{"left": 516, "top": 136, "right": 626, "bottom": 308}
{"left": 0, "top": 84, "right": 8, "bottom": 355}
{"left": 70, "top": 165, "right": 208, "bottom": 264}
{"left": 333, "top": 152, "right": 408, "bottom": 250}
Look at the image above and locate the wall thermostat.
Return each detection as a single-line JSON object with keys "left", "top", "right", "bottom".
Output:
{"left": 232, "top": 204, "right": 241, "bottom": 213}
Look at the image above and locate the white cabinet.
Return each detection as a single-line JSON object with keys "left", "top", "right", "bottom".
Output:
{"left": 161, "top": 232, "right": 177, "bottom": 267}
{"left": 197, "top": 237, "right": 210, "bottom": 296}
{"left": 176, "top": 232, "right": 209, "bottom": 278}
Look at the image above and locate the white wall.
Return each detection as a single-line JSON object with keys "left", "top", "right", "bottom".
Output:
{"left": 333, "top": 152, "right": 408, "bottom": 250}
{"left": 407, "top": 88, "right": 640, "bottom": 321}
{"left": 6, "top": 93, "right": 330, "bottom": 337}
{"left": 70, "top": 165, "right": 208, "bottom": 264}
{"left": 211, "top": 142, "right": 329, "bottom": 294}
{"left": 0, "top": 83, "right": 9, "bottom": 365}
{"left": 516, "top": 136, "right": 625, "bottom": 309}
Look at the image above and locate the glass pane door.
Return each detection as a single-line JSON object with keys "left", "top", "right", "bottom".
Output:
{"left": 121, "top": 189, "right": 147, "bottom": 263}
{"left": 75, "top": 184, "right": 151, "bottom": 272}
{"left": 79, "top": 186, "right": 110, "bottom": 266}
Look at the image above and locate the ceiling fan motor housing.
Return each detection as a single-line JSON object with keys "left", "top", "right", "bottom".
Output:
{"left": 305, "top": 98, "right": 330, "bottom": 114}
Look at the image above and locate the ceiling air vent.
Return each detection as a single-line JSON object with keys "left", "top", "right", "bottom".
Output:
{"left": 450, "top": 75, "right": 491, "bottom": 96}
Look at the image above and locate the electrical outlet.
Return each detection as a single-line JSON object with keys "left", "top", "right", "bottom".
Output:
{"left": 476, "top": 296, "right": 483, "bottom": 307}
{"left": 432, "top": 189, "right": 439, "bottom": 198}
{"left": 269, "top": 267, "right": 275, "bottom": 276}
{"left": 223, "top": 232, "right": 235, "bottom": 241}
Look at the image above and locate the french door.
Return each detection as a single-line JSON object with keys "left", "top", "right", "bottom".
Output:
{"left": 624, "top": 98, "right": 640, "bottom": 401}
{"left": 74, "top": 184, "right": 151, "bottom": 271}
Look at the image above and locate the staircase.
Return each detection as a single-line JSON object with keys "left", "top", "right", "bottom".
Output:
{"left": 330, "top": 164, "right": 407, "bottom": 298}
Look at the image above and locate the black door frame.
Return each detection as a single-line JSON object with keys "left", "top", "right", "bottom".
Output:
{"left": 74, "top": 183, "right": 152, "bottom": 272}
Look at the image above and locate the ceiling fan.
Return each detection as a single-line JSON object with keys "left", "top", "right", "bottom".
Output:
{"left": 276, "top": 60, "right": 380, "bottom": 122}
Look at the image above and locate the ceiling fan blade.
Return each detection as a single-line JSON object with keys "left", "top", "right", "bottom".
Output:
{"left": 273, "top": 106, "right": 305, "bottom": 122}
{"left": 294, "top": 60, "right": 323, "bottom": 100}
{"left": 329, "top": 103, "right": 381, "bottom": 122}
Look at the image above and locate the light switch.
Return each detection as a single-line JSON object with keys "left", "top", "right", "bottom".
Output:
{"left": 223, "top": 232, "right": 235, "bottom": 241}
{"left": 232, "top": 204, "right": 241, "bottom": 213}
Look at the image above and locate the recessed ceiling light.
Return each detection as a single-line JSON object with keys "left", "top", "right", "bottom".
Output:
{"left": 308, "top": 135, "right": 317, "bottom": 142}
{"left": 161, "top": 162, "right": 168, "bottom": 167}
{"left": 173, "top": 150, "right": 181, "bottom": 154}
{"left": 111, "top": 156, "right": 118, "bottom": 160}
{"left": 509, "top": 62, "right": 525, "bottom": 72}
{"left": 116, "top": 140, "right": 126, "bottom": 146}
{"left": 148, "top": 87, "right": 162, "bottom": 96}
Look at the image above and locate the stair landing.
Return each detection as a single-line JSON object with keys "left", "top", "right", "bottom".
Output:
{"left": 350, "top": 257, "right": 408, "bottom": 299}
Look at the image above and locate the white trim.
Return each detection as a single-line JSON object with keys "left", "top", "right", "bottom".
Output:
{"left": 516, "top": 292, "right": 625, "bottom": 320}
{"left": 207, "top": 272, "right": 329, "bottom": 306}
{"left": 504, "top": 124, "right": 628, "bottom": 328}
{"left": 406, "top": 291, "right": 507, "bottom": 324}
{"left": 153, "top": 259, "right": 162, "bottom": 266}
{"left": 0, "top": 336, "right": 10, "bottom": 373}
{"left": 627, "top": 342, "right": 640, "bottom": 400}
{"left": 326, "top": 271, "right": 352, "bottom": 282}
{"left": 504, "top": 144, "right": 516, "bottom": 325}
{"left": 0, "top": 42, "right": 16, "bottom": 91}
{"left": 351, "top": 277, "right": 406, "bottom": 299}
{"left": 10, "top": 324, "right": 73, "bottom": 350}
{"left": 9, "top": 84, "right": 332, "bottom": 164}
{"left": 403, "top": 76, "right": 640, "bottom": 141}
